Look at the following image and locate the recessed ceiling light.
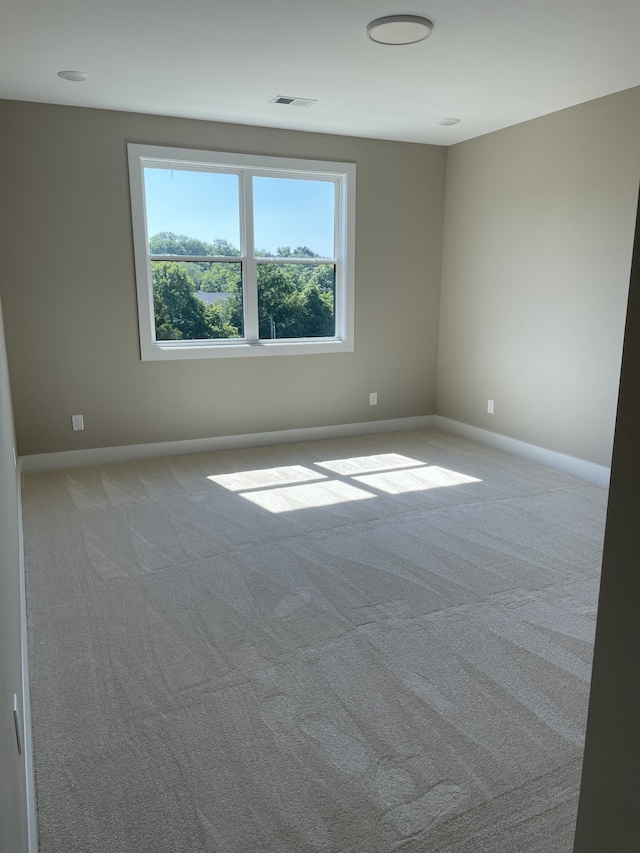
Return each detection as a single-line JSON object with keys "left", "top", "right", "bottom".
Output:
{"left": 57, "top": 70, "right": 90, "bottom": 82}
{"left": 438, "top": 117, "right": 461, "bottom": 126}
{"left": 367, "top": 15, "right": 433, "bottom": 46}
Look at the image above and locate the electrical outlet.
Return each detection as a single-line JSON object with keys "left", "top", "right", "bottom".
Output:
{"left": 369, "top": 392, "right": 378, "bottom": 406}
{"left": 487, "top": 400, "right": 494, "bottom": 414}
{"left": 71, "top": 414, "right": 84, "bottom": 431}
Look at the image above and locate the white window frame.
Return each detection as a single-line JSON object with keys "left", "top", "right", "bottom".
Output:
{"left": 127, "top": 143, "right": 356, "bottom": 360}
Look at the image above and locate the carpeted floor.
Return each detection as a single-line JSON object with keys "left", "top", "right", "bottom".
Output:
{"left": 22, "top": 429, "right": 606, "bottom": 852}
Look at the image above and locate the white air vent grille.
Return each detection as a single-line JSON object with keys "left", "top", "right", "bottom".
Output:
{"left": 270, "top": 96, "right": 317, "bottom": 108}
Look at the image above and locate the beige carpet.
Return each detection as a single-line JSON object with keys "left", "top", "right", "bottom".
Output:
{"left": 22, "top": 429, "right": 606, "bottom": 852}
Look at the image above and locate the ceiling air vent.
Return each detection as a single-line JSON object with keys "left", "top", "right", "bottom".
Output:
{"left": 270, "top": 96, "right": 317, "bottom": 108}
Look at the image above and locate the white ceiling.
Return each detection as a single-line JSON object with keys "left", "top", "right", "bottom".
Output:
{"left": 1, "top": 0, "right": 640, "bottom": 145}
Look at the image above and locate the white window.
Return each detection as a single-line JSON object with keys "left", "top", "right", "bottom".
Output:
{"left": 127, "top": 144, "right": 356, "bottom": 360}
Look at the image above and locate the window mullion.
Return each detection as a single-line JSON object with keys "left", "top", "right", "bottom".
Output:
{"left": 149, "top": 254, "right": 239, "bottom": 263}
{"left": 333, "top": 176, "right": 343, "bottom": 338}
{"left": 240, "top": 170, "right": 258, "bottom": 342}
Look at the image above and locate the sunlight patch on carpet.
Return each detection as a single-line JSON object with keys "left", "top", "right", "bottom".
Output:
{"left": 353, "top": 465, "right": 481, "bottom": 495}
{"left": 207, "top": 454, "right": 482, "bottom": 511}
{"left": 208, "top": 464, "right": 327, "bottom": 491}
{"left": 239, "top": 479, "right": 375, "bottom": 512}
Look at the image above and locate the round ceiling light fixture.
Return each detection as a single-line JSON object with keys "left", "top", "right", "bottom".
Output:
{"left": 438, "top": 117, "right": 461, "bottom": 126}
{"left": 367, "top": 14, "right": 433, "bottom": 45}
{"left": 57, "top": 70, "right": 90, "bottom": 82}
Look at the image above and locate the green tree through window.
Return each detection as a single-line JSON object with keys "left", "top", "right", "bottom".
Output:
{"left": 150, "top": 234, "right": 335, "bottom": 342}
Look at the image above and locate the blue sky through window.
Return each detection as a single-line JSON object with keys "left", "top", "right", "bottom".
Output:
{"left": 144, "top": 168, "right": 334, "bottom": 258}
{"left": 253, "top": 176, "right": 334, "bottom": 258}
{"left": 144, "top": 169, "right": 240, "bottom": 250}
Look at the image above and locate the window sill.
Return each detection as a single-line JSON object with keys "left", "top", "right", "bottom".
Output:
{"left": 141, "top": 338, "right": 354, "bottom": 360}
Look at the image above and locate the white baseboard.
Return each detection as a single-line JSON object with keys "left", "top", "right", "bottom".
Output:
{"left": 434, "top": 416, "right": 610, "bottom": 486}
{"left": 16, "top": 461, "right": 38, "bottom": 853}
{"left": 19, "top": 414, "right": 609, "bottom": 486}
{"left": 20, "top": 416, "right": 436, "bottom": 473}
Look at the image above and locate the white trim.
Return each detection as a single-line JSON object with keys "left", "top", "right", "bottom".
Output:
{"left": 127, "top": 143, "right": 356, "bottom": 360}
{"left": 133, "top": 145, "right": 352, "bottom": 177}
{"left": 139, "top": 337, "right": 353, "bottom": 360}
{"left": 254, "top": 257, "right": 335, "bottom": 265}
{"left": 241, "top": 168, "right": 257, "bottom": 341}
{"left": 128, "top": 145, "right": 154, "bottom": 359}
{"left": 17, "top": 459, "right": 38, "bottom": 852}
{"left": 434, "top": 416, "right": 610, "bottom": 486}
{"left": 20, "top": 416, "right": 435, "bottom": 473}
{"left": 20, "top": 415, "right": 609, "bottom": 484}
{"left": 149, "top": 254, "right": 243, "bottom": 263}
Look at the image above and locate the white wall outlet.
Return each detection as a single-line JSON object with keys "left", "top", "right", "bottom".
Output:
{"left": 71, "top": 414, "right": 84, "bottom": 431}
{"left": 487, "top": 399, "right": 494, "bottom": 414}
{"left": 369, "top": 392, "right": 378, "bottom": 406}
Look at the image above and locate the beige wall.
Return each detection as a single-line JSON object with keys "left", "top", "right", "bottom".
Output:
{"left": 437, "top": 87, "right": 640, "bottom": 467}
{"left": 0, "top": 100, "right": 446, "bottom": 457}
{"left": 0, "top": 295, "right": 29, "bottom": 852}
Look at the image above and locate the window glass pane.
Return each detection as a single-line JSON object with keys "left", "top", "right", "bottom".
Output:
{"left": 144, "top": 168, "right": 240, "bottom": 256}
{"left": 152, "top": 260, "right": 243, "bottom": 340}
{"left": 253, "top": 177, "right": 335, "bottom": 259}
{"left": 257, "top": 264, "right": 335, "bottom": 339}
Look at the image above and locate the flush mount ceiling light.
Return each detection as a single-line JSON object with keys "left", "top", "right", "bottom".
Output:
{"left": 367, "top": 14, "right": 433, "bottom": 45}
{"left": 57, "top": 70, "right": 90, "bottom": 82}
{"left": 438, "top": 117, "right": 461, "bottom": 126}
